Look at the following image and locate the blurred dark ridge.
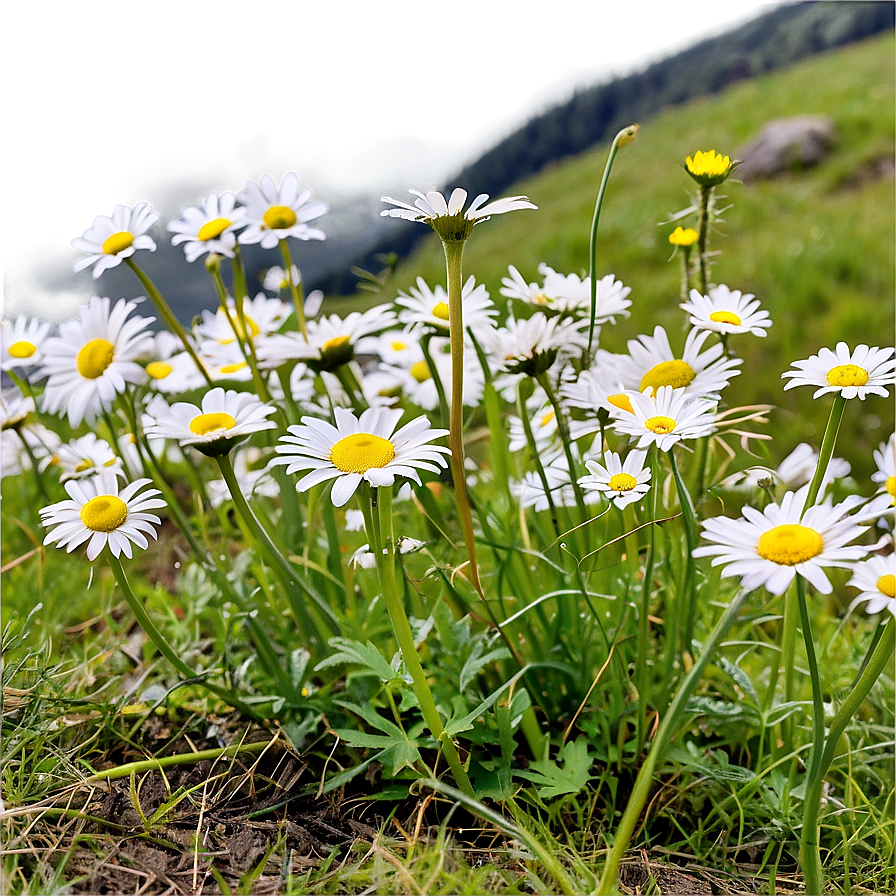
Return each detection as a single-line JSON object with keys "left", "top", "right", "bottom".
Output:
{"left": 68, "top": 0, "right": 893, "bottom": 323}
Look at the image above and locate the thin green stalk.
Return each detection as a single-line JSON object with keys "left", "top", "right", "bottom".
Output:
{"left": 636, "top": 446, "right": 659, "bottom": 757}
{"left": 696, "top": 185, "right": 713, "bottom": 295}
{"left": 125, "top": 258, "right": 213, "bottom": 386}
{"left": 279, "top": 240, "right": 307, "bottom": 337}
{"left": 800, "top": 394, "right": 847, "bottom": 516}
{"left": 669, "top": 450, "right": 699, "bottom": 660}
{"left": 597, "top": 587, "right": 751, "bottom": 894}
{"left": 370, "top": 486, "right": 474, "bottom": 797}
{"left": 420, "top": 334, "right": 450, "bottom": 431}
{"left": 12, "top": 426, "right": 50, "bottom": 501}
{"left": 517, "top": 380, "right": 562, "bottom": 538}
{"left": 800, "top": 618, "right": 895, "bottom": 893}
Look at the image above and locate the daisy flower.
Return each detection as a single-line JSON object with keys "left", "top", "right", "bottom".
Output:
{"left": 579, "top": 450, "right": 652, "bottom": 509}
{"left": 1, "top": 390, "right": 35, "bottom": 431}
{"left": 694, "top": 490, "right": 873, "bottom": 595}
{"left": 144, "top": 387, "right": 277, "bottom": 456}
{"left": 872, "top": 433, "right": 895, "bottom": 504}
{"left": 2, "top": 316, "right": 52, "bottom": 371}
{"left": 72, "top": 202, "right": 158, "bottom": 277}
{"left": 610, "top": 385, "right": 717, "bottom": 451}
{"left": 54, "top": 433, "right": 124, "bottom": 482}
{"left": 782, "top": 343, "right": 895, "bottom": 400}
{"left": 271, "top": 406, "right": 450, "bottom": 507}
{"left": 508, "top": 399, "right": 561, "bottom": 456}
{"left": 720, "top": 442, "right": 850, "bottom": 494}
{"left": 40, "top": 471, "right": 166, "bottom": 561}
{"left": 381, "top": 188, "right": 536, "bottom": 241}
{"left": 847, "top": 554, "right": 895, "bottom": 616}
{"left": 167, "top": 192, "right": 247, "bottom": 262}
{"left": 263, "top": 264, "right": 300, "bottom": 293}
{"left": 512, "top": 456, "right": 600, "bottom": 512}
{"left": 237, "top": 173, "right": 327, "bottom": 249}
{"left": 680, "top": 285, "right": 772, "bottom": 337}
{"left": 562, "top": 364, "right": 633, "bottom": 419}
{"left": 39, "top": 297, "right": 155, "bottom": 427}
{"left": 483, "top": 312, "right": 589, "bottom": 378}
{"left": 195, "top": 294, "right": 291, "bottom": 348}
{"left": 395, "top": 276, "right": 497, "bottom": 337}
{"left": 611, "top": 325, "right": 742, "bottom": 399}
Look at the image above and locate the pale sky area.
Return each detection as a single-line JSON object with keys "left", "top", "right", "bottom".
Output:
{"left": 3, "top": 0, "right": 778, "bottom": 320}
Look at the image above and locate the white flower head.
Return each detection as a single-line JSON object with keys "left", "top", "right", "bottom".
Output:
{"left": 1, "top": 389, "right": 35, "bottom": 431}
{"left": 395, "top": 276, "right": 497, "bottom": 337}
{"left": 872, "top": 433, "right": 895, "bottom": 504}
{"left": 483, "top": 312, "right": 589, "bottom": 378}
{"left": 237, "top": 173, "right": 327, "bottom": 249}
{"left": 681, "top": 285, "right": 772, "bottom": 337}
{"left": 512, "top": 455, "right": 600, "bottom": 512}
{"left": 2, "top": 316, "right": 52, "bottom": 371}
{"left": 144, "top": 387, "right": 277, "bottom": 456}
{"left": 782, "top": 343, "right": 895, "bottom": 400}
{"left": 72, "top": 202, "right": 158, "bottom": 277}
{"left": 263, "top": 264, "right": 300, "bottom": 293}
{"left": 610, "top": 385, "right": 717, "bottom": 451}
{"left": 55, "top": 433, "right": 124, "bottom": 482}
{"left": 195, "top": 294, "right": 292, "bottom": 348}
{"left": 722, "top": 442, "right": 851, "bottom": 495}
{"left": 381, "top": 188, "right": 535, "bottom": 241}
{"left": 271, "top": 406, "right": 450, "bottom": 507}
{"left": 579, "top": 449, "right": 652, "bottom": 509}
{"left": 40, "top": 471, "right": 165, "bottom": 561}
{"left": 847, "top": 554, "right": 895, "bottom": 616}
{"left": 39, "top": 297, "right": 155, "bottom": 427}
{"left": 694, "top": 491, "right": 873, "bottom": 595}
{"left": 167, "top": 192, "right": 247, "bottom": 262}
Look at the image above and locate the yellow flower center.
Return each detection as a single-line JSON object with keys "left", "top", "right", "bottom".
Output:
{"left": 608, "top": 472, "right": 637, "bottom": 492}
{"left": 146, "top": 361, "right": 172, "bottom": 379}
{"left": 189, "top": 412, "right": 237, "bottom": 436}
{"left": 432, "top": 302, "right": 450, "bottom": 321}
{"left": 101, "top": 231, "right": 134, "bottom": 255}
{"left": 391, "top": 340, "right": 408, "bottom": 351}
{"left": 876, "top": 574, "right": 895, "bottom": 598}
{"left": 74, "top": 458, "right": 95, "bottom": 473}
{"left": 262, "top": 205, "right": 297, "bottom": 230}
{"left": 826, "top": 364, "right": 869, "bottom": 387}
{"left": 76, "top": 338, "right": 115, "bottom": 379}
{"left": 219, "top": 362, "right": 248, "bottom": 375}
{"left": 669, "top": 226, "right": 699, "bottom": 247}
{"left": 322, "top": 335, "right": 350, "bottom": 354}
{"left": 220, "top": 313, "right": 261, "bottom": 345}
{"left": 197, "top": 217, "right": 232, "bottom": 241}
{"left": 79, "top": 494, "right": 128, "bottom": 533}
{"left": 640, "top": 359, "right": 696, "bottom": 394}
{"left": 539, "top": 410, "right": 556, "bottom": 428}
{"left": 410, "top": 360, "right": 431, "bottom": 383}
{"left": 709, "top": 310, "right": 742, "bottom": 326}
{"left": 8, "top": 340, "right": 36, "bottom": 359}
{"left": 644, "top": 415, "right": 677, "bottom": 434}
{"left": 533, "top": 292, "right": 550, "bottom": 305}
{"left": 608, "top": 393, "right": 634, "bottom": 414}
{"left": 886, "top": 476, "right": 895, "bottom": 497}
{"left": 756, "top": 524, "right": 823, "bottom": 566}
{"left": 686, "top": 150, "right": 731, "bottom": 177}
{"left": 330, "top": 433, "right": 396, "bottom": 473}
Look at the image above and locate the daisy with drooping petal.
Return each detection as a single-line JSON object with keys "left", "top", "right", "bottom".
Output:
{"left": 40, "top": 471, "right": 165, "bottom": 561}
{"left": 72, "top": 203, "right": 158, "bottom": 277}
{"left": 237, "top": 173, "right": 327, "bottom": 249}
{"left": 144, "top": 387, "right": 277, "bottom": 456}
{"left": 54, "top": 433, "right": 124, "bottom": 481}
{"left": 847, "top": 554, "right": 896, "bottom": 616}
{"left": 0, "top": 390, "right": 35, "bottom": 431}
{"left": 579, "top": 450, "right": 652, "bottom": 509}
{"left": 694, "top": 490, "right": 874, "bottom": 595}
{"left": 720, "top": 442, "right": 850, "bottom": 495}
{"left": 872, "top": 433, "right": 895, "bottom": 504}
{"left": 271, "top": 406, "right": 450, "bottom": 507}
{"left": 782, "top": 343, "right": 895, "bottom": 400}
{"left": 395, "top": 276, "right": 497, "bottom": 337}
{"left": 681, "top": 285, "right": 772, "bottom": 337}
{"left": 611, "top": 325, "right": 742, "bottom": 399}
{"left": 483, "top": 312, "right": 589, "bottom": 379}
{"left": 39, "top": 297, "right": 155, "bottom": 426}
{"left": 381, "top": 188, "right": 536, "bottom": 241}
{"left": 610, "top": 385, "right": 717, "bottom": 451}
{"left": 167, "top": 192, "right": 247, "bottom": 262}
{"left": 2, "top": 316, "right": 52, "bottom": 371}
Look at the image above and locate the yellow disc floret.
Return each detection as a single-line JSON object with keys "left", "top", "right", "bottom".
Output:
{"left": 608, "top": 472, "right": 637, "bottom": 492}
{"left": 756, "top": 524, "right": 823, "bottom": 566}
{"left": 886, "top": 476, "right": 895, "bottom": 497}
{"left": 262, "top": 205, "right": 298, "bottom": 230}
{"left": 432, "top": 302, "right": 450, "bottom": 321}
{"left": 146, "top": 361, "right": 172, "bottom": 379}
{"left": 826, "top": 364, "right": 869, "bottom": 387}
{"left": 539, "top": 410, "right": 556, "bottom": 428}
{"left": 877, "top": 574, "right": 895, "bottom": 598}
{"left": 8, "top": 340, "right": 36, "bottom": 359}
{"left": 709, "top": 310, "right": 742, "bottom": 326}
{"left": 189, "top": 412, "right": 237, "bottom": 436}
{"left": 102, "top": 231, "right": 134, "bottom": 255}
{"left": 80, "top": 494, "right": 128, "bottom": 533}
{"left": 76, "top": 339, "right": 115, "bottom": 379}
{"left": 197, "top": 217, "right": 232, "bottom": 241}
{"left": 330, "top": 433, "right": 396, "bottom": 473}
{"left": 644, "top": 415, "right": 677, "bottom": 434}
{"left": 608, "top": 393, "right": 634, "bottom": 414}
{"left": 640, "top": 359, "right": 696, "bottom": 393}
{"left": 410, "top": 360, "right": 431, "bottom": 383}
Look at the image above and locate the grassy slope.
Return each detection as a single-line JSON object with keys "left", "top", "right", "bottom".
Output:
{"left": 375, "top": 33, "right": 895, "bottom": 479}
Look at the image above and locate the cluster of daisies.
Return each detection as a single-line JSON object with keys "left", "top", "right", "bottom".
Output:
{"left": 1, "top": 168, "right": 894, "bottom": 621}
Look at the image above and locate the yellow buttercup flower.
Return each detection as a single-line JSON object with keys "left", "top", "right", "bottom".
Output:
{"left": 668, "top": 226, "right": 699, "bottom": 247}
{"left": 684, "top": 150, "right": 738, "bottom": 187}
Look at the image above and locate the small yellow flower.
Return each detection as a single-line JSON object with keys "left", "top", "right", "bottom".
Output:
{"left": 684, "top": 150, "right": 738, "bottom": 187}
{"left": 669, "top": 226, "right": 699, "bottom": 247}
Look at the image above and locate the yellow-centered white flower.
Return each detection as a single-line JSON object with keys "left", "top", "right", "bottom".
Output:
{"left": 167, "top": 192, "right": 247, "bottom": 262}
{"left": 610, "top": 385, "right": 717, "bottom": 451}
{"left": 872, "top": 433, "right": 895, "bottom": 505}
{"left": 2, "top": 316, "right": 52, "bottom": 371}
{"left": 579, "top": 449, "right": 652, "bottom": 509}
{"left": 271, "top": 407, "right": 450, "bottom": 507}
{"left": 40, "top": 471, "right": 165, "bottom": 561}
{"left": 237, "top": 173, "right": 327, "bottom": 249}
{"left": 847, "top": 554, "right": 896, "bottom": 616}
{"left": 782, "top": 343, "right": 896, "bottom": 400}
{"left": 395, "top": 276, "right": 497, "bottom": 337}
{"left": 72, "top": 203, "right": 158, "bottom": 277}
{"left": 55, "top": 433, "right": 124, "bottom": 482}
{"left": 681, "top": 285, "right": 772, "bottom": 337}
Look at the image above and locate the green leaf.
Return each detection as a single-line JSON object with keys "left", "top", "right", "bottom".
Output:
{"left": 716, "top": 655, "right": 759, "bottom": 708}
{"left": 444, "top": 667, "right": 528, "bottom": 738}
{"left": 518, "top": 737, "right": 595, "bottom": 799}
{"left": 315, "top": 637, "right": 397, "bottom": 683}
{"left": 460, "top": 644, "right": 511, "bottom": 691}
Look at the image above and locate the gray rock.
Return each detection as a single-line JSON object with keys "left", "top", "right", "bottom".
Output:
{"left": 736, "top": 115, "right": 836, "bottom": 181}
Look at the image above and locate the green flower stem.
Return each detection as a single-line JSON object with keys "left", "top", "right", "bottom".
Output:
{"left": 586, "top": 124, "right": 637, "bottom": 362}
{"left": 279, "top": 240, "right": 307, "bottom": 338}
{"left": 12, "top": 426, "right": 50, "bottom": 502}
{"left": 620, "top": 504, "right": 641, "bottom": 584}
{"left": 669, "top": 450, "right": 699, "bottom": 661}
{"left": 106, "top": 554, "right": 262, "bottom": 721}
{"left": 334, "top": 365, "right": 366, "bottom": 415}
{"left": 230, "top": 242, "right": 250, "bottom": 302}
{"left": 597, "top": 587, "right": 751, "bottom": 894}
{"left": 420, "top": 334, "right": 450, "bottom": 431}
{"left": 636, "top": 446, "right": 659, "bottom": 757}
{"left": 517, "top": 380, "right": 562, "bottom": 538}
{"left": 800, "top": 617, "right": 895, "bottom": 894}
{"left": 125, "top": 258, "right": 213, "bottom": 387}
{"left": 442, "top": 238, "right": 485, "bottom": 599}
{"left": 696, "top": 185, "right": 713, "bottom": 295}
{"left": 801, "top": 394, "right": 847, "bottom": 516}
{"left": 213, "top": 453, "right": 339, "bottom": 639}
{"left": 678, "top": 247, "right": 692, "bottom": 303}
{"left": 369, "top": 486, "right": 475, "bottom": 797}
